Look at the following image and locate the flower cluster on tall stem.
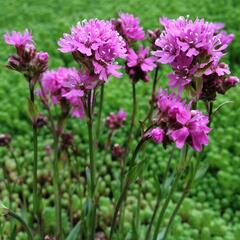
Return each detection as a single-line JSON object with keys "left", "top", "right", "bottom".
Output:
{"left": 4, "top": 29, "right": 48, "bottom": 238}
{"left": 58, "top": 18, "right": 127, "bottom": 239}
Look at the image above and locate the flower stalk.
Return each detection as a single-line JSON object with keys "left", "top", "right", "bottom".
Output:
{"left": 152, "top": 146, "right": 188, "bottom": 240}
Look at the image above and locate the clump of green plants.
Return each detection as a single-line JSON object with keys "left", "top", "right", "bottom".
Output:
{"left": 0, "top": 12, "right": 239, "bottom": 240}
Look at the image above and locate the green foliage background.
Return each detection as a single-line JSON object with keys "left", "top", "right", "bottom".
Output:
{"left": 0, "top": 0, "right": 240, "bottom": 239}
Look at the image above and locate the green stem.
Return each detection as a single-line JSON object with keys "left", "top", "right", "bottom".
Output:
{"left": 145, "top": 147, "right": 175, "bottom": 240}
{"left": 162, "top": 175, "right": 193, "bottom": 240}
{"left": 86, "top": 91, "right": 96, "bottom": 239}
{"left": 53, "top": 134, "right": 62, "bottom": 239}
{"left": 110, "top": 138, "right": 146, "bottom": 239}
{"left": 7, "top": 210, "right": 34, "bottom": 240}
{"left": 152, "top": 147, "right": 188, "bottom": 240}
{"left": 96, "top": 85, "right": 104, "bottom": 142}
{"left": 29, "top": 82, "right": 42, "bottom": 237}
{"left": 125, "top": 82, "right": 137, "bottom": 156}
{"left": 142, "top": 66, "right": 159, "bottom": 124}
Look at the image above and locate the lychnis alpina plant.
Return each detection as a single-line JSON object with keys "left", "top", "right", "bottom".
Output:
{"left": 2, "top": 13, "right": 239, "bottom": 240}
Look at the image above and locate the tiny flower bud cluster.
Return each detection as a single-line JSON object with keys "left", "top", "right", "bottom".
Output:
{"left": 4, "top": 30, "right": 48, "bottom": 80}
{"left": 106, "top": 109, "right": 127, "bottom": 130}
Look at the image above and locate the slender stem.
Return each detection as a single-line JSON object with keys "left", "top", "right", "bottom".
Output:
{"left": 143, "top": 66, "right": 159, "bottom": 124}
{"left": 96, "top": 85, "right": 104, "bottom": 142}
{"left": 135, "top": 179, "right": 142, "bottom": 235}
{"left": 7, "top": 210, "right": 34, "bottom": 240}
{"left": 53, "top": 134, "right": 62, "bottom": 239}
{"left": 125, "top": 82, "right": 137, "bottom": 156}
{"left": 162, "top": 176, "right": 193, "bottom": 240}
{"left": 110, "top": 138, "right": 147, "bottom": 239}
{"left": 28, "top": 82, "right": 41, "bottom": 236}
{"left": 86, "top": 91, "right": 96, "bottom": 240}
{"left": 208, "top": 101, "right": 213, "bottom": 127}
{"left": 152, "top": 147, "right": 188, "bottom": 240}
{"left": 66, "top": 149, "right": 73, "bottom": 226}
{"left": 145, "top": 147, "right": 175, "bottom": 240}
{"left": 87, "top": 91, "right": 96, "bottom": 197}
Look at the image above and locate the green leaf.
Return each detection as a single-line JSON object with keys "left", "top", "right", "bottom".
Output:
{"left": 127, "top": 160, "right": 147, "bottom": 184}
{"left": 10, "top": 225, "right": 17, "bottom": 240}
{"left": 66, "top": 221, "right": 81, "bottom": 240}
{"left": 212, "top": 101, "right": 233, "bottom": 117}
{"left": 194, "top": 163, "right": 209, "bottom": 182}
{"left": 0, "top": 202, "right": 8, "bottom": 216}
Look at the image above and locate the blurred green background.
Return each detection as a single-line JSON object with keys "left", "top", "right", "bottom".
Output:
{"left": 0, "top": 0, "right": 240, "bottom": 239}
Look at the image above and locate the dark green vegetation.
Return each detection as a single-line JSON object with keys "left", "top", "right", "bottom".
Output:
{"left": 0, "top": 0, "right": 240, "bottom": 239}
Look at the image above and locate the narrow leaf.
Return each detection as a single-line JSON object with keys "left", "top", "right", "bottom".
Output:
{"left": 66, "top": 221, "right": 81, "bottom": 240}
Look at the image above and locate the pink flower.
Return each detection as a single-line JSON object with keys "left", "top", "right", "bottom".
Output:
{"left": 147, "top": 128, "right": 165, "bottom": 144}
{"left": 126, "top": 46, "right": 156, "bottom": 82}
{"left": 39, "top": 67, "right": 91, "bottom": 119}
{"left": 200, "top": 63, "right": 239, "bottom": 101}
{"left": 153, "top": 17, "right": 234, "bottom": 95}
{"left": 106, "top": 109, "right": 127, "bottom": 130}
{"left": 4, "top": 29, "right": 32, "bottom": 47}
{"left": 58, "top": 19, "right": 127, "bottom": 81}
{"left": 4, "top": 30, "right": 48, "bottom": 78}
{"left": 154, "top": 89, "right": 211, "bottom": 151}
{"left": 116, "top": 13, "right": 145, "bottom": 42}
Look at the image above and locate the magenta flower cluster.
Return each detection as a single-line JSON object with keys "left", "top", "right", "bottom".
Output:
{"left": 39, "top": 67, "right": 91, "bottom": 119}
{"left": 4, "top": 29, "right": 48, "bottom": 80}
{"left": 106, "top": 109, "right": 127, "bottom": 130}
{"left": 126, "top": 46, "right": 156, "bottom": 82}
{"left": 114, "top": 13, "right": 145, "bottom": 43}
{"left": 147, "top": 89, "right": 211, "bottom": 151}
{"left": 58, "top": 19, "right": 127, "bottom": 81}
{"left": 153, "top": 17, "right": 236, "bottom": 94}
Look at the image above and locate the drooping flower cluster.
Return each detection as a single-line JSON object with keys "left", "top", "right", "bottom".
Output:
{"left": 4, "top": 29, "right": 48, "bottom": 80}
{"left": 147, "top": 89, "right": 211, "bottom": 151}
{"left": 153, "top": 17, "right": 236, "bottom": 95}
{"left": 106, "top": 109, "right": 127, "bottom": 130}
{"left": 58, "top": 19, "right": 127, "bottom": 81}
{"left": 113, "top": 13, "right": 145, "bottom": 44}
{"left": 39, "top": 67, "right": 92, "bottom": 119}
{"left": 126, "top": 46, "right": 156, "bottom": 82}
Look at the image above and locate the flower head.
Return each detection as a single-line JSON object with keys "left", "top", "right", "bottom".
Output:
{"left": 58, "top": 19, "right": 127, "bottom": 81}
{"left": 200, "top": 63, "right": 239, "bottom": 101}
{"left": 146, "top": 128, "right": 165, "bottom": 144}
{"left": 4, "top": 29, "right": 32, "bottom": 47}
{"left": 126, "top": 46, "right": 156, "bottom": 82}
{"left": 151, "top": 89, "right": 211, "bottom": 151}
{"left": 39, "top": 67, "right": 90, "bottom": 119}
{"left": 4, "top": 30, "right": 48, "bottom": 78}
{"left": 106, "top": 109, "right": 127, "bottom": 130}
{"left": 115, "top": 13, "right": 145, "bottom": 42}
{"left": 153, "top": 16, "right": 234, "bottom": 95}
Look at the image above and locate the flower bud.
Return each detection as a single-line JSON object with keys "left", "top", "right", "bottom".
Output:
{"left": 146, "top": 128, "right": 164, "bottom": 144}
{"left": 7, "top": 56, "right": 21, "bottom": 71}
{"left": 35, "top": 51, "right": 49, "bottom": 73}
{"left": 36, "top": 113, "right": 48, "bottom": 129}
{"left": 0, "top": 134, "right": 12, "bottom": 147}
{"left": 112, "top": 144, "right": 124, "bottom": 160}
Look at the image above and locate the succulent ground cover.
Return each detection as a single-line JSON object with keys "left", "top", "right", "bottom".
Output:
{"left": 0, "top": 1, "right": 240, "bottom": 240}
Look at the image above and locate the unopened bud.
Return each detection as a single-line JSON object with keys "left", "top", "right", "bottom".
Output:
{"left": 0, "top": 134, "right": 12, "bottom": 147}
